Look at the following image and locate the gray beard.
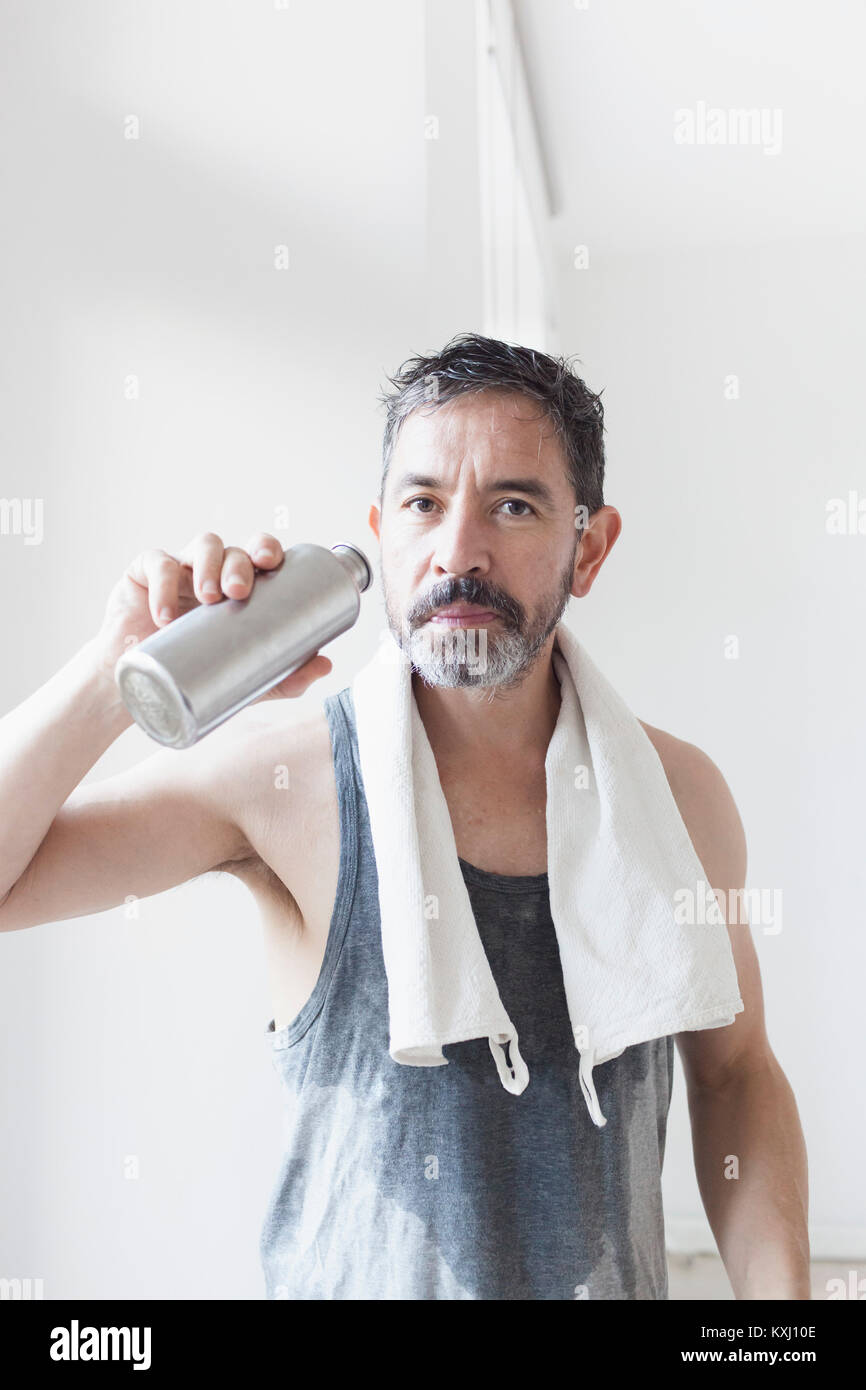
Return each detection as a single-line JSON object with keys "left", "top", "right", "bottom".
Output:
{"left": 378, "top": 538, "right": 578, "bottom": 696}
{"left": 407, "top": 620, "right": 553, "bottom": 693}
{"left": 384, "top": 581, "right": 573, "bottom": 695}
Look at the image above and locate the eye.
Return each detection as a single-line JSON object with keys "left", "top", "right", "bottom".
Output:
{"left": 404, "top": 497, "right": 535, "bottom": 517}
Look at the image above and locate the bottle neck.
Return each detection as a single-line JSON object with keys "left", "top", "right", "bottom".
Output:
{"left": 332, "top": 545, "right": 372, "bottom": 592}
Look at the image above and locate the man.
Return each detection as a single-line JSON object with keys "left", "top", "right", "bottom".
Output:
{"left": 0, "top": 333, "right": 809, "bottom": 1300}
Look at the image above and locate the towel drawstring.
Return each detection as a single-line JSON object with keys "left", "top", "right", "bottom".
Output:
{"left": 578, "top": 1046, "right": 608, "bottom": 1128}
{"left": 489, "top": 1032, "right": 529, "bottom": 1095}
{"left": 489, "top": 1032, "right": 606, "bottom": 1126}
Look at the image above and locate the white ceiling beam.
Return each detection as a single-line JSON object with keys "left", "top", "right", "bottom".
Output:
{"left": 482, "top": 0, "right": 560, "bottom": 341}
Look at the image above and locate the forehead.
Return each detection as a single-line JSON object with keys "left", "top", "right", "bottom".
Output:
{"left": 394, "top": 389, "right": 560, "bottom": 462}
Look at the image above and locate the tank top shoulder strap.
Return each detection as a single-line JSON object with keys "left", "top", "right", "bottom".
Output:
{"left": 317, "top": 682, "right": 381, "bottom": 949}
{"left": 322, "top": 685, "right": 364, "bottom": 794}
{"left": 319, "top": 684, "right": 368, "bottom": 912}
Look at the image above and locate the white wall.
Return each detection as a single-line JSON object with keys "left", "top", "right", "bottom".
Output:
{"left": 557, "top": 235, "right": 866, "bottom": 1258}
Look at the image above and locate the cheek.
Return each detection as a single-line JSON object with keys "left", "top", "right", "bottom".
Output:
{"left": 383, "top": 532, "right": 427, "bottom": 579}
{"left": 381, "top": 549, "right": 420, "bottom": 607}
{"left": 381, "top": 537, "right": 406, "bottom": 577}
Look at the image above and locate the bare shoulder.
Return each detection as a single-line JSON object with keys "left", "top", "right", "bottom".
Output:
{"left": 637, "top": 719, "right": 747, "bottom": 892}
{"left": 638, "top": 721, "right": 778, "bottom": 1083}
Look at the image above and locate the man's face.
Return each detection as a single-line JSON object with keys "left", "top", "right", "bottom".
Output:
{"left": 368, "top": 389, "right": 581, "bottom": 691}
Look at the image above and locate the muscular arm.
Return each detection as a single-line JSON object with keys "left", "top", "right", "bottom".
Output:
{"left": 0, "top": 532, "right": 329, "bottom": 932}
{"left": 641, "top": 722, "right": 811, "bottom": 1300}
{"left": 0, "top": 641, "right": 275, "bottom": 932}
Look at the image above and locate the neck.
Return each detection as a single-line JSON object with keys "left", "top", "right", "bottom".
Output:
{"left": 411, "top": 632, "right": 562, "bottom": 769}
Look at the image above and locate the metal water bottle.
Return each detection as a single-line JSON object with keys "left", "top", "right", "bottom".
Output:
{"left": 114, "top": 541, "right": 372, "bottom": 748}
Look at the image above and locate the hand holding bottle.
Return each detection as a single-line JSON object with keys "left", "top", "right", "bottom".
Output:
{"left": 92, "top": 532, "right": 332, "bottom": 703}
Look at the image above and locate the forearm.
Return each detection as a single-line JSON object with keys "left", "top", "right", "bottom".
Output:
{"left": 0, "top": 638, "right": 132, "bottom": 902}
{"left": 687, "top": 1055, "right": 810, "bottom": 1299}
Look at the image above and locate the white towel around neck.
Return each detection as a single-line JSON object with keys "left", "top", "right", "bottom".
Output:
{"left": 351, "top": 620, "right": 743, "bottom": 1127}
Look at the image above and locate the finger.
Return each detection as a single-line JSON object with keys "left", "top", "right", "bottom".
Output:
{"left": 177, "top": 532, "right": 225, "bottom": 603}
{"left": 262, "top": 652, "right": 332, "bottom": 702}
{"left": 289, "top": 653, "right": 333, "bottom": 692}
{"left": 244, "top": 533, "right": 284, "bottom": 569}
{"left": 298, "top": 652, "right": 331, "bottom": 675}
{"left": 220, "top": 546, "right": 255, "bottom": 599}
{"left": 137, "top": 549, "right": 181, "bottom": 627}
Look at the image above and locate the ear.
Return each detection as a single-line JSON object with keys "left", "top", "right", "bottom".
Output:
{"left": 571, "top": 506, "right": 622, "bottom": 599}
{"left": 368, "top": 501, "right": 381, "bottom": 541}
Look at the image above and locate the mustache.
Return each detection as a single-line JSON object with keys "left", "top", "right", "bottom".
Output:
{"left": 412, "top": 580, "right": 521, "bottom": 625}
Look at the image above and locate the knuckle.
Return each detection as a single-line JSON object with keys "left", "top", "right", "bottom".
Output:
{"left": 140, "top": 548, "right": 176, "bottom": 576}
{"left": 247, "top": 531, "right": 277, "bottom": 551}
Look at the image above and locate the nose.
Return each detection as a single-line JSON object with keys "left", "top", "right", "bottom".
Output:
{"left": 429, "top": 501, "right": 493, "bottom": 580}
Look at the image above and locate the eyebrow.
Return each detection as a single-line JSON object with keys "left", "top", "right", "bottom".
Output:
{"left": 394, "top": 472, "right": 556, "bottom": 508}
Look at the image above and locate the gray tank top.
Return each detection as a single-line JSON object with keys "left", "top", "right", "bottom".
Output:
{"left": 260, "top": 687, "right": 675, "bottom": 1300}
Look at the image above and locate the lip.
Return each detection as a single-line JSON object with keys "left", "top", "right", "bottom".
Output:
{"left": 428, "top": 604, "right": 500, "bottom": 625}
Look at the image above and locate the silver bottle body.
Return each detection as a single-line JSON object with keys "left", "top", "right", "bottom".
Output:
{"left": 114, "top": 542, "right": 372, "bottom": 748}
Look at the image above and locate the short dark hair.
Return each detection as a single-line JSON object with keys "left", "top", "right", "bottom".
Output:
{"left": 377, "top": 332, "right": 606, "bottom": 520}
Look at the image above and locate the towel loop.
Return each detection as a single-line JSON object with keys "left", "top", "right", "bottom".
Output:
{"left": 578, "top": 1046, "right": 607, "bottom": 1128}
{"left": 488, "top": 1032, "right": 529, "bottom": 1095}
